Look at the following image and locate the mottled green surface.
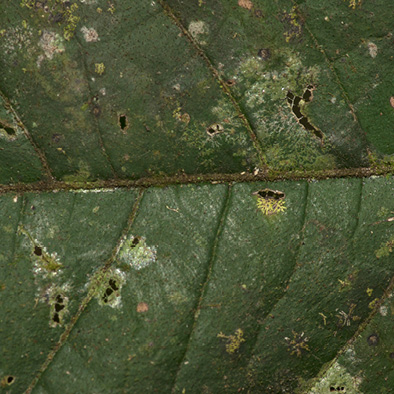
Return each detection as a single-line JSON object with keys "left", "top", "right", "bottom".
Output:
{"left": 1, "top": 178, "right": 393, "bottom": 393}
{"left": 1, "top": 0, "right": 394, "bottom": 393}
{"left": 1, "top": 0, "right": 393, "bottom": 183}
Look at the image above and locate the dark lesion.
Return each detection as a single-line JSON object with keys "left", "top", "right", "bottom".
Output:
{"left": 1, "top": 375, "right": 15, "bottom": 387}
{"left": 0, "top": 119, "right": 16, "bottom": 137}
{"left": 286, "top": 85, "right": 323, "bottom": 140}
{"left": 254, "top": 188, "right": 285, "bottom": 200}
{"left": 52, "top": 293, "right": 66, "bottom": 325}
{"left": 206, "top": 123, "right": 224, "bottom": 136}
{"left": 118, "top": 114, "right": 129, "bottom": 131}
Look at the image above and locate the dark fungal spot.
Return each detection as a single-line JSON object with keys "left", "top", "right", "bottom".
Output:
{"left": 257, "top": 48, "right": 271, "bottom": 60}
{"left": 92, "top": 105, "right": 101, "bottom": 118}
{"left": 56, "top": 294, "right": 63, "bottom": 303}
{"left": 367, "top": 333, "right": 379, "bottom": 346}
{"left": 53, "top": 313, "right": 60, "bottom": 323}
{"left": 105, "top": 288, "right": 113, "bottom": 297}
{"left": 34, "top": 245, "right": 42, "bottom": 256}
{"left": 55, "top": 303, "right": 65, "bottom": 312}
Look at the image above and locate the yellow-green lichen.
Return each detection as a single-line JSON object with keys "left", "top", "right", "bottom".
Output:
{"left": 255, "top": 189, "right": 287, "bottom": 216}
{"left": 95, "top": 62, "right": 105, "bottom": 75}
{"left": 21, "top": 0, "right": 80, "bottom": 41}
{"left": 375, "top": 236, "right": 394, "bottom": 259}
{"left": 345, "top": 0, "right": 362, "bottom": 9}
{"left": 285, "top": 331, "right": 310, "bottom": 357}
{"left": 217, "top": 328, "right": 245, "bottom": 354}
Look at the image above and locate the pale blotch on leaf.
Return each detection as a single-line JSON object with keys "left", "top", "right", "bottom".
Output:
{"left": 118, "top": 235, "right": 157, "bottom": 270}
{"left": 39, "top": 31, "right": 65, "bottom": 60}
{"left": 80, "top": 26, "right": 99, "bottom": 42}
{"left": 88, "top": 268, "right": 126, "bottom": 308}
{"left": 188, "top": 21, "right": 209, "bottom": 45}
{"left": 42, "top": 283, "right": 71, "bottom": 328}
{"left": 308, "top": 361, "right": 363, "bottom": 394}
{"left": 136, "top": 302, "right": 149, "bottom": 313}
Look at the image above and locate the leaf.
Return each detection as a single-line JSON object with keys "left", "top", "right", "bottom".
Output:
{"left": 0, "top": 0, "right": 393, "bottom": 393}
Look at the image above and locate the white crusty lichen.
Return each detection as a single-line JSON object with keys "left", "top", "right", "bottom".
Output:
{"left": 80, "top": 26, "right": 99, "bottom": 42}
{"left": 118, "top": 235, "right": 157, "bottom": 270}
{"left": 87, "top": 267, "right": 126, "bottom": 308}
{"left": 308, "top": 361, "right": 363, "bottom": 394}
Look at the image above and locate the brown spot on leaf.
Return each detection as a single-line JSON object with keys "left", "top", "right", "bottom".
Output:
{"left": 137, "top": 302, "right": 149, "bottom": 313}
{"left": 367, "top": 333, "right": 379, "bottom": 346}
{"left": 238, "top": 0, "right": 253, "bottom": 10}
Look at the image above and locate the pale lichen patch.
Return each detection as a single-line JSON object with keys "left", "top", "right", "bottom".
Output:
{"left": 118, "top": 235, "right": 157, "bottom": 270}
{"left": 367, "top": 42, "right": 378, "bottom": 58}
{"left": 308, "top": 361, "right": 363, "bottom": 394}
{"left": 188, "top": 21, "right": 209, "bottom": 45}
{"left": 39, "top": 30, "right": 65, "bottom": 62}
{"left": 80, "top": 26, "right": 99, "bottom": 42}
{"left": 88, "top": 268, "right": 126, "bottom": 308}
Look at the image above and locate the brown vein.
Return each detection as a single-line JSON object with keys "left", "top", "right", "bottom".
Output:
{"left": 0, "top": 166, "right": 392, "bottom": 195}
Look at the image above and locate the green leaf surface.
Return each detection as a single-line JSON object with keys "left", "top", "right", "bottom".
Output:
{"left": 0, "top": 0, "right": 394, "bottom": 393}
{"left": 1, "top": 177, "right": 393, "bottom": 393}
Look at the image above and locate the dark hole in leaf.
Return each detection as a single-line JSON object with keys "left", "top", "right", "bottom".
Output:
{"left": 286, "top": 91, "right": 294, "bottom": 104}
{"left": 103, "top": 295, "right": 108, "bottom": 303}
{"left": 206, "top": 123, "right": 224, "bottom": 136}
{"left": 55, "top": 303, "right": 65, "bottom": 312}
{"left": 6, "top": 376, "right": 14, "bottom": 385}
{"left": 226, "top": 79, "right": 235, "bottom": 86}
{"left": 131, "top": 237, "right": 140, "bottom": 248}
{"left": 56, "top": 294, "right": 63, "bottom": 303}
{"left": 53, "top": 313, "right": 60, "bottom": 323}
{"left": 292, "top": 106, "right": 303, "bottom": 119}
{"left": 109, "top": 279, "right": 119, "bottom": 291}
{"left": 105, "top": 288, "right": 113, "bottom": 296}
{"left": 119, "top": 114, "right": 128, "bottom": 130}
{"left": 330, "top": 388, "right": 335, "bottom": 392}
{"left": 287, "top": 87, "right": 323, "bottom": 140}
{"left": 257, "top": 189, "right": 285, "bottom": 200}
{"left": 1, "top": 126, "right": 16, "bottom": 135}
{"left": 303, "top": 88, "right": 313, "bottom": 102}
{"left": 34, "top": 246, "right": 42, "bottom": 256}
